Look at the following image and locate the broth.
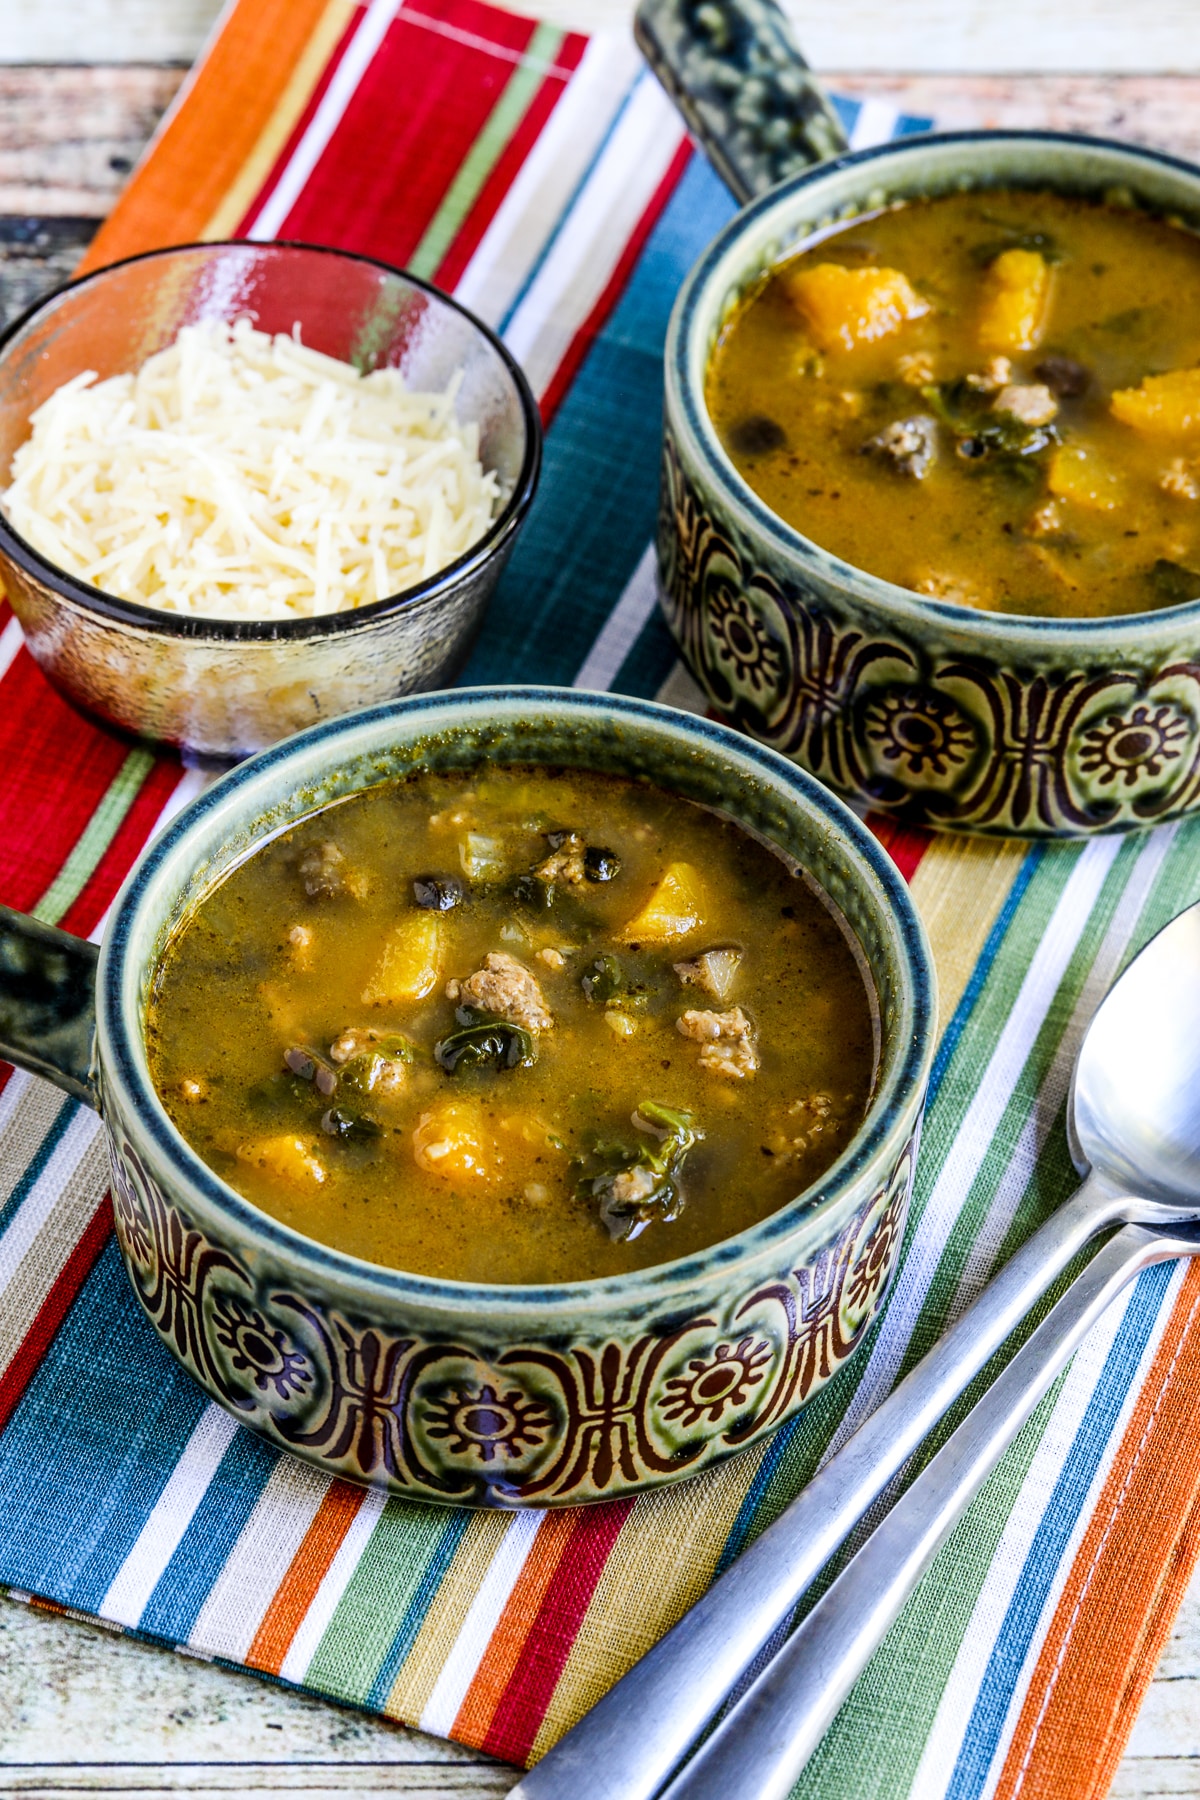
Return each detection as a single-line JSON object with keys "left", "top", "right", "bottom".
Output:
{"left": 707, "top": 189, "right": 1200, "bottom": 619}
{"left": 147, "top": 766, "right": 876, "bottom": 1284}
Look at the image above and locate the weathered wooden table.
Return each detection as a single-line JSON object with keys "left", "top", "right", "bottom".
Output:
{"left": 2, "top": 44, "right": 1200, "bottom": 1800}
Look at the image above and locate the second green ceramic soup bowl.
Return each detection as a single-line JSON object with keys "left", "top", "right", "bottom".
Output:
{"left": 0, "top": 688, "right": 934, "bottom": 1506}
{"left": 640, "top": 0, "right": 1200, "bottom": 836}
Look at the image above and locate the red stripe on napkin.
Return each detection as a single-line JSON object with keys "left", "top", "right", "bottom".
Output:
{"left": 482, "top": 1498, "right": 633, "bottom": 1764}
{"left": 431, "top": 33, "right": 589, "bottom": 292}
{"left": 56, "top": 758, "right": 182, "bottom": 940}
{"left": 236, "top": 3, "right": 368, "bottom": 240}
{"left": 262, "top": 0, "right": 555, "bottom": 267}
{"left": 0, "top": 660, "right": 137, "bottom": 914}
{"left": 866, "top": 815, "right": 934, "bottom": 885}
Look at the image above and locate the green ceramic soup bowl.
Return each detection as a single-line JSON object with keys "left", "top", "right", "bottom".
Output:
{"left": 639, "top": 0, "right": 1200, "bottom": 837}
{"left": 0, "top": 688, "right": 934, "bottom": 1507}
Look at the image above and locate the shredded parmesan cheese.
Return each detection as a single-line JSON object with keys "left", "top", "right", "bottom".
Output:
{"left": 2, "top": 318, "right": 501, "bottom": 621}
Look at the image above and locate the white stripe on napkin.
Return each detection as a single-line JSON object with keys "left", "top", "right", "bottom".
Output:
{"left": 573, "top": 544, "right": 658, "bottom": 690}
{"left": 189, "top": 1455, "right": 333, "bottom": 1661}
{"left": 455, "top": 33, "right": 642, "bottom": 329}
{"left": 821, "top": 834, "right": 1123, "bottom": 1466}
{"left": 948, "top": 821, "right": 1179, "bottom": 1317}
{"left": 420, "top": 1508, "right": 546, "bottom": 1735}
{"left": 848, "top": 97, "right": 902, "bottom": 149}
{"left": 0, "top": 1069, "right": 34, "bottom": 1144}
{"left": 0, "top": 1106, "right": 102, "bottom": 1301}
{"left": 247, "top": 0, "right": 401, "bottom": 242}
{"left": 100, "top": 1403, "right": 239, "bottom": 1628}
{"left": 0, "top": 616, "right": 24, "bottom": 684}
{"left": 503, "top": 71, "right": 686, "bottom": 395}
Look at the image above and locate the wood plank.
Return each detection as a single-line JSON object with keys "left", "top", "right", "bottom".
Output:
{"left": 0, "top": 68, "right": 183, "bottom": 219}
{"left": 828, "top": 71, "right": 1200, "bottom": 163}
{"left": 1112, "top": 1772, "right": 1200, "bottom": 1799}
{"left": 7, "top": 68, "right": 1200, "bottom": 226}
{"left": 1, "top": 0, "right": 222, "bottom": 69}
{"left": 0, "top": 1595, "right": 521, "bottom": 1794}
{"left": 0, "top": 221, "right": 99, "bottom": 334}
{"left": 0, "top": 1774, "right": 512, "bottom": 1796}
{"left": 6, "top": 0, "right": 1200, "bottom": 73}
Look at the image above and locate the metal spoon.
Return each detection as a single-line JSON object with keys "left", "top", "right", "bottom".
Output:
{"left": 658, "top": 1212, "right": 1200, "bottom": 1800}
{"left": 512, "top": 900, "right": 1200, "bottom": 1800}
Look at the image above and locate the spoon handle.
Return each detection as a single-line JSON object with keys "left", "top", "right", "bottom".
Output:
{"left": 632, "top": 0, "right": 849, "bottom": 204}
{"left": 510, "top": 1173, "right": 1125, "bottom": 1800}
{"left": 657, "top": 1220, "right": 1193, "bottom": 1800}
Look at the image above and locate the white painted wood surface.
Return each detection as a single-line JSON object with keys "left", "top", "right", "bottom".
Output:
{"left": 4, "top": 0, "right": 1200, "bottom": 72}
{"left": 0, "top": 1593, "right": 518, "bottom": 1794}
{"left": 0, "top": 51, "right": 1199, "bottom": 1800}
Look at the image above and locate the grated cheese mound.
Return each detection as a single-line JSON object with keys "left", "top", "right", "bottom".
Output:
{"left": 2, "top": 318, "right": 502, "bottom": 621}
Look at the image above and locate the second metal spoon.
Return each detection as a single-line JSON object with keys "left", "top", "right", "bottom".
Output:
{"left": 512, "top": 900, "right": 1200, "bottom": 1800}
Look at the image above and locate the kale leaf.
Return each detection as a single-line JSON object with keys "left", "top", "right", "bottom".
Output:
{"left": 435, "top": 1009, "right": 536, "bottom": 1075}
{"left": 576, "top": 1101, "right": 701, "bottom": 1242}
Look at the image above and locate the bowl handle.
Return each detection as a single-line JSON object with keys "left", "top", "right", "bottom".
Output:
{"left": 633, "top": 0, "right": 849, "bottom": 204}
{"left": 0, "top": 905, "right": 99, "bottom": 1110}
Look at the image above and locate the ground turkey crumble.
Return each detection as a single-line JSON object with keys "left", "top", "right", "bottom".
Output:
{"left": 676, "top": 1006, "right": 759, "bottom": 1079}
{"left": 993, "top": 382, "right": 1058, "bottom": 426}
{"left": 459, "top": 951, "right": 554, "bottom": 1032}
{"left": 866, "top": 415, "right": 937, "bottom": 479}
{"left": 606, "top": 1165, "right": 658, "bottom": 1207}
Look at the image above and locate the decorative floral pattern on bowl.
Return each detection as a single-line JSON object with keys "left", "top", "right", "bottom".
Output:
{"left": 660, "top": 130, "right": 1200, "bottom": 839}
{"left": 107, "top": 1108, "right": 917, "bottom": 1505}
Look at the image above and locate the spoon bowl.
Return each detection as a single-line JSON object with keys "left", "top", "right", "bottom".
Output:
{"left": 1071, "top": 902, "right": 1200, "bottom": 1203}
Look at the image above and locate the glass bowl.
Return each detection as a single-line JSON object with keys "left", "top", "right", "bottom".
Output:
{"left": 0, "top": 241, "right": 541, "bottom": 759}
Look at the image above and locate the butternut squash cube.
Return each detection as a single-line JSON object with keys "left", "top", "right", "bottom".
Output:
{"left": 1110, "top": 367, "right": 1200, "bottom": 435}
{"left": 413, "top": 1099, "right": 492, "bottom": 1182}
{"left": 236, "top": 1134, "right": 326, "bottom": 1186}
{"left": 362, "top": 913, "right": 443, "bottom": 1004}
{"left": 621, "top": 862, "right": 706, "bottom": 944}
{"left": 782, "top": 263, "right": 930, "bottom": 354}
{"left": 977, "top": 249, "right": 1052, "bottom": 354}
{"left": 1046, "top": 445, "right": 1124, "bottom": 512}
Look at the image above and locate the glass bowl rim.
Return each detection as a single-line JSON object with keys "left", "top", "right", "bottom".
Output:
{"left": 0, "top": 238, "right": 543, "bottom": 643}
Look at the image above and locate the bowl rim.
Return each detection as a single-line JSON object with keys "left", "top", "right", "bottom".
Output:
{"left": 669, "top": 126, "right": 1200, "bottom": 641}
{"left": 96, "top": 685, "right": 936, "bottom": 1316}
{"left": 0, "top": 239, "right": 542, "bottom": 643}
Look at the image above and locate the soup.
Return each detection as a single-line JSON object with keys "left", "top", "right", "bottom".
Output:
{"left": 707, "top": 188, "right": 1200, "bottom": 620}
{"left": 147, "top": 765, "right": 876, "bottom": 1285}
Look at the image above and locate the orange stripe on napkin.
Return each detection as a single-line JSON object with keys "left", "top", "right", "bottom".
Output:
{"left": 80, "top": 0, "right": 344, "bottom": 273}
{"left": 246, "top": 1477, "right": 362, "bottom": 1674}
{"left": 992, "top": 1261, "right": 1200, "bottom": 1800}
{"left": 207, "top": 0, "right": 360, "bottom": 239}
{"left": 452, "top": 1510, "right": 578, "bottom": 1745}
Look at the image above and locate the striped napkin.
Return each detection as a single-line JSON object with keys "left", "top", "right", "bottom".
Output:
{"left": 1, "top": 3, "right": 1198, "bottom": 1794}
